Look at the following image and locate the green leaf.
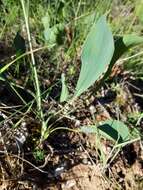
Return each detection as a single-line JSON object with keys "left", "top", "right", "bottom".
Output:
{"left": 60, "top": 73, "right": 69, "bottom": 102}
{"left": 42, "top": 14, "right": 64, "bottom": 44}
{"left": 110, "top": 34, "right": 143, "bottom": 66}
{"left": 13, "top": 32, "right": 26, "bottom": 55}
{"left": 135, "top": 0, "right": 143, "bottom": 23}
{"left": 42, "top": 14, "right": 56, "bottom": 43}
{"left": 123, "top": 34, "right": 143, "bottom": 47}
{"left": 95, "top": 34, "right": 143, "bottom": 91}
{"left": 74, "top": 15, "right": 114, "bottom": 97}
{"left": 80, "top": 120, "right": 130, "bottom": 143}
{"left": 110, "top": 34, "right": 143, "bottom": 68}
{"left": 42, "top": 14, "right": 50, "bottom": 29}
{"left": 43, "top": 27, "right": 56, "bottom": 43}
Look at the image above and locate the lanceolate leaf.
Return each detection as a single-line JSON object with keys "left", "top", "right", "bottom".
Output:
{"left": 80, "top": 120, "right": 130, "bottom": 143}
{"left": 74, "top": 15, "right": 114, "bottom": 97}
{"left": 95, "top": 34, "right": 143, "bottom": 91}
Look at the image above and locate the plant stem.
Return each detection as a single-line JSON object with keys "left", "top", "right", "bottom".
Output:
{"left": 0, "top": 45, "right": 55, "bottom": 75}
{"left": 20, "top": 0, "right": 42, "bottom": 115}
{"left": 20, "top": 0, "right": 46, "bottom": 141}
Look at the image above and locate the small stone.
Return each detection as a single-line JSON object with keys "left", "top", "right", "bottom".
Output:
{"left": 89, "top": 105, "right": 96, "bottom": 114}
{"left": 82, "top": 158, "right": 88, "bottom": 165}
{"left": 61, "top": 179, "right": 76, "bottom": 189}
{"left": 75, "top": 120, "right": 80, "bottom": 127}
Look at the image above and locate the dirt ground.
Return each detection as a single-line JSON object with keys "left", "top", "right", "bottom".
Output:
{"left": 0, "top": 66, "right": 143, "bottom": 189}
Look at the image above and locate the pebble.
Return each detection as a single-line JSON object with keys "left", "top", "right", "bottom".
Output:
{"left": 61, "top": 179, "right": 76, "bottom": 189}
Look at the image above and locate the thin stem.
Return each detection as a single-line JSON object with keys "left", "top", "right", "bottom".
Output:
{"left": 20, "top": 0, "right": 42, "bottom": 118}
{"left": 0, "top": 45, "right": 55, "bottom": 75}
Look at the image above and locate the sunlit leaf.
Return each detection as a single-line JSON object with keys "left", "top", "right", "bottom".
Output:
{"left": 135, "top": 0, "right": 143, "bottom": 23}
{"left": 42, "top": 14, "right": 64, "bottom": 44}
{"left": 80, "top": 120, "right": 130, "bottom": 143}
{"left": 123, "top": 34, "right": 143, "bottom": 47}
{"left": 96, "top": 34, "right": 143, "bottom": 91}
{"left": 111, "top": 34, "right": 143, "bottom": 66}
{"left": 74, "top": 15, "right": 114, "bottom": 97}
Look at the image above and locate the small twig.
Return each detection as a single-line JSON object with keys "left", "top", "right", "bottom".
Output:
{"left": 10, "top": 154, "right": 49, "bottom": 174}
{"left": 0, "top": 149, "right": 50, "bottom": 174}
{"left": 0, "top": 105, "right": 22, "bottom": 109}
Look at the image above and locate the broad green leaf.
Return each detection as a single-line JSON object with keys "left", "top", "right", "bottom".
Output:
{"left": 135, "top": 0, "right": 143, "bottom": 23}
{"left": 123, "top": 34, "right": 143, "bottom": 47}
{"left": 42, "top": 14, "right": 64, "bottom": 44}
{"left": 74, "top": 15, "right": 114, "bottom": 97}
{"left": 42, "top": 14, "right": 56, "bottom": 43}
{"left": 43, "top": 27, "right": 55, "bottom": 43}
{"left": 95, "top": 34, "right": 143, "bottom": 91}
{"left": 60, "top": 73, "right": 69, "bottom": 102}
{"left": 108, "top": 34, "right": 143, "bottom": 72}
{"left": 80, "top": 120, "right": 130, "bottom": 143}
{"left": 111, "top": 34, "right": 143, "bottom": 66}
